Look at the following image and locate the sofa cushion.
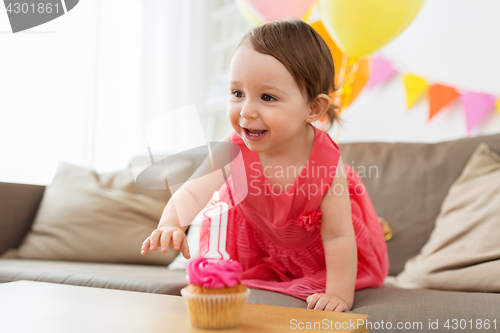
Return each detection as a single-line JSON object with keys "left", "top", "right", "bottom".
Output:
{"left": 0, "top": 259, "right": 307, "bottom": 308}
{"left": 339, "top": 133, "right": 500, "bottom": 275}
{"left": 1, "top": 162, "right": 177, "bottom": 266}
{"left": 0, "top": 182, "right": 45, "bottom": 256}
{"left": 385, "top": 143, "right": 500, "bottom": 292}
{"left": 350, "top": 287, "right": 500, "bottom": 332}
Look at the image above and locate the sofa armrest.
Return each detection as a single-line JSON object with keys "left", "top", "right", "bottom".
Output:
{"left": 0, "top": 182, "right": 45, "bottom": 256}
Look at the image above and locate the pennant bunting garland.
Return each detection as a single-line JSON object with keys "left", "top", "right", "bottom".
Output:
{"left": 367, "top": 56, "right": 396, "bottom": 89}
{"left": 403, "top": 74, "right": 429, "bottom": 110}
{"left": 428, "top": 84, "right": 459, "bottom": 121}
{"left": 460, "top": 92, "right": 496, "bottom": 134}
{"left": 345, "top": 54, "right": 500, "bottom": 131}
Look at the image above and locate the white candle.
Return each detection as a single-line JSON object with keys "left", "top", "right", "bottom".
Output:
{"left": 203, "top": 191, "right": 230, "bottom": 260}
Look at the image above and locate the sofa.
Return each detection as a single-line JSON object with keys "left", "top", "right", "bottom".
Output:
{"left": 2, "top": 132, "right": 500, "bottom": 333}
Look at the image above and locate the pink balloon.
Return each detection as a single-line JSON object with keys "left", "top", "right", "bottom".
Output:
{"left": 241, "top": 0, "right": 315, "bottom": 21}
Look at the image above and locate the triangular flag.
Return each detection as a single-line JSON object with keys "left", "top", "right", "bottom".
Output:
{"left": 428, "top": 84, "right": 459, "bottom": 120}
{"left": 403, "top": 74, "right": 428, "bottom": 109}
{"left": 367, "top": 56, "right": 396, "bottom": 89}
{"left": 460, "top": 92, "right": 495, "bottom": 134}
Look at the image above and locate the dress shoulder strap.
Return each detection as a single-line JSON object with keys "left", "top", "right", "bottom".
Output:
{"left": 312, "top": 127, "right": 342, "bottom": 179}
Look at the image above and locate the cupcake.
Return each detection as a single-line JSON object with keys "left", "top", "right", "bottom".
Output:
{"left": 181, "top": 257, "right": 250, "bottom": 329}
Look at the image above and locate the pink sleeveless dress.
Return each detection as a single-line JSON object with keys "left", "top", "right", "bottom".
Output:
{"left": 199, "top": 126, "right": 389, "bottom": 301}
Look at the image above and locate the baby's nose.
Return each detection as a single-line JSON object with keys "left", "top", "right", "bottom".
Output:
{"left": 240, "top": 103, "right": 258, "bottom": 119}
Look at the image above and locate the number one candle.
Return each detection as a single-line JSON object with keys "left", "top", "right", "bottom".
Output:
{"left": 203, "top": 191, "right": 230, "bottom": 260}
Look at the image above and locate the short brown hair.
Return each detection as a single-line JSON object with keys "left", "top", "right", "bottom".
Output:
{"left": 234, "top": 19, "right": 340, "bottom": 131}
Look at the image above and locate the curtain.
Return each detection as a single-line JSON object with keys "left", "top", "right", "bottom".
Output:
{"left": 0, "top": 0, "right": 210, "bottom": 185}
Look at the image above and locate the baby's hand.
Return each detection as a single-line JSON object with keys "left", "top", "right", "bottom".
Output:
{"left": 141, "top": 225, "right": 190, "bottom": 259}
{"left": 306, "top": 293, "right": 349, "bottom": 312}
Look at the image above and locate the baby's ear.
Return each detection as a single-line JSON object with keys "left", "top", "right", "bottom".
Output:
{"left": 306, "top": 93, "right": 330, "bottom": 123}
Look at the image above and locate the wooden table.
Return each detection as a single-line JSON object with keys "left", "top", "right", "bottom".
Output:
{"left": 0, "top": 281, "right": 368, "bottom": 332}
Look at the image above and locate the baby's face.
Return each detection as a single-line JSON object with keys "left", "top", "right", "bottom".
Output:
{"left": 228, "top": 44, "right": 312, "bottom": 154}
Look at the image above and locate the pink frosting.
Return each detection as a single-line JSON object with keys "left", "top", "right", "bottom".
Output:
{"left": 186, "top": 257, "right": 243, "bottom": 288}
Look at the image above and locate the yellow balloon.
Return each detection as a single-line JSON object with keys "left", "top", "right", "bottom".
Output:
{"left": 318, "top": 0, "right": 425, "bottom": 57}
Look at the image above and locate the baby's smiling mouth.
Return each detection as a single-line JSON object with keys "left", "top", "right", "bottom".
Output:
{"left": 243, "top": 128, "right": 268, "bottom": 137}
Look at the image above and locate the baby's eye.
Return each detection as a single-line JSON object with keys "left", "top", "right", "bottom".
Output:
{"left": 232, "top": 90, "right": 243, "bottom": 98}
{"left": 262, "top": 94, "right": 277, "bottom": 102}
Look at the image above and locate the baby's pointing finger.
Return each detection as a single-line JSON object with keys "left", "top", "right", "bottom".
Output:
{"left": 141, "top": 237, "right": 150, "bottom": 255}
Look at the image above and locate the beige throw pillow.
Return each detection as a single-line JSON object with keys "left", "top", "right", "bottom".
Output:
{"left": 385, "top": 143, "right": 500, "bottom": 292}
{"left": 2, "top": 162, "right": 178, "bottom": 265}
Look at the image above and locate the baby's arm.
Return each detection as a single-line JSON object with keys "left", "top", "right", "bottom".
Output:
{"left": 307, "top": 156, "right": 357, "bottom": 312}
{"left": 141, "top": 134, "right": 232, "bottom": 258}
